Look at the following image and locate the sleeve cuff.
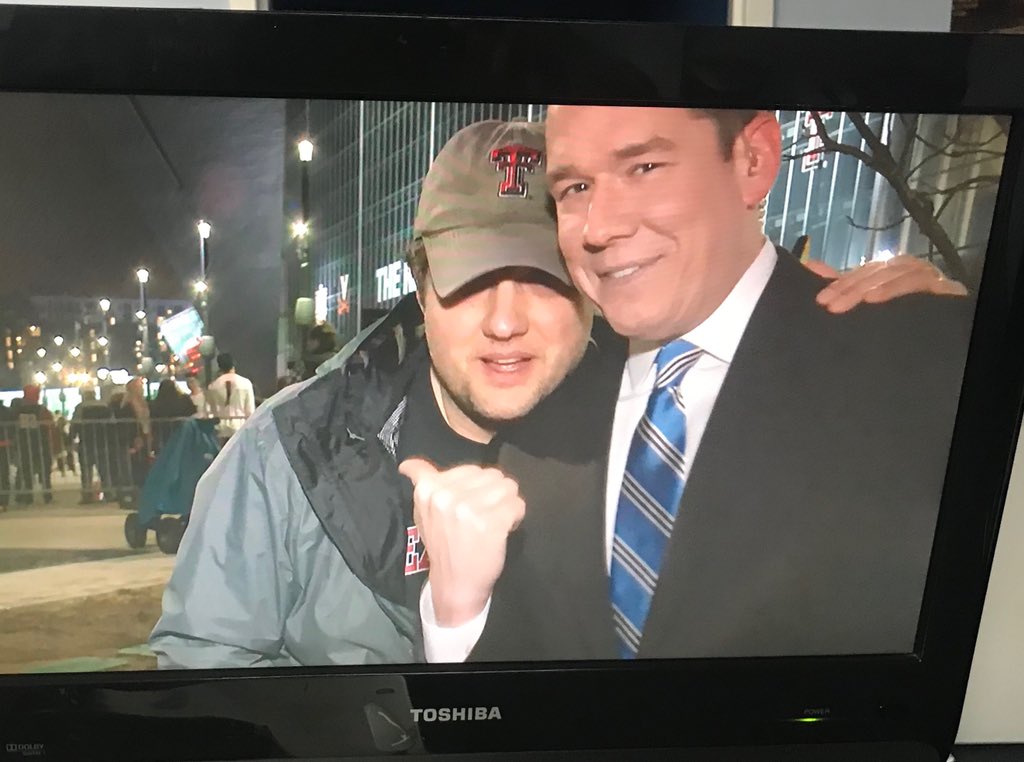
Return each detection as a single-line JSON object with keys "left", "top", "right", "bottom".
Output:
{"left": 419, "top": 581, "right": 491, "bottom": 663}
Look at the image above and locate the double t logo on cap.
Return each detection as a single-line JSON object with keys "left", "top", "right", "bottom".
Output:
{"left": 490, "top": 144, "right": 543, "bottom": 198}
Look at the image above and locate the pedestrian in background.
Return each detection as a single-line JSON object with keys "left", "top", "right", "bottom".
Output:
{"left": 207, "top": 353, "right": 255, "bottom": 441}
{"left": 150, "top": 379, "right": 197, "bottom": 454}
{"left": 187, "top": 377, "right": 208, "bottom": 418}
{"left": 54, "top": 413, "right": 74, "bottom": 477}
{"left": 72, "top": 385, "right": 115, "bottom": 504}
{"left": 112, "top": 378, "right": 151, "bottom": 507}
{"left": 0, "top": 401, "right": 13, "bottom": 510}
{"left": 11, "top": 385, "right": 57, "bottom": 505}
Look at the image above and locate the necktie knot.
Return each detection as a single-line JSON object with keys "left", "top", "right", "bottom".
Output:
{"left": 654, "top": 339, "right": 701, "bottom": 390}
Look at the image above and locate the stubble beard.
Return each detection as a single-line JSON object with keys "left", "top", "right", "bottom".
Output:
{"left": 434, "top": 341, "right": 588, "bottom": 435}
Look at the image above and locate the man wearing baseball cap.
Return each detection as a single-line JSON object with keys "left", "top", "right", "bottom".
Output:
{"left": 149, "top": 119, "right": 597, "bottom": 668}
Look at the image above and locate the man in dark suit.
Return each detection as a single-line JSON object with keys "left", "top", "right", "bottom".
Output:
{"left": 410, "top": 107, "right": 976, "bottom": 662}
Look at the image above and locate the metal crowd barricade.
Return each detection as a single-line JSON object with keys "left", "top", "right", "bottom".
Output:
{"left": 0, "top": 413, "right": 250, "bottom": 508}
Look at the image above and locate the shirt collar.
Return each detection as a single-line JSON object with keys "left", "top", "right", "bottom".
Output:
{"left": 624, "top": 239, "right": 778, "bottom": 391}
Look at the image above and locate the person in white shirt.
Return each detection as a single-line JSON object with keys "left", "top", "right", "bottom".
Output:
{"left": 410, "top": 106, "right": 975, "bottom": 663}
{"left": 206, "top": 353, "right": 255, "bottom": 440}
{"left": 187, "top": 377, "right": 208, "bottom": 418}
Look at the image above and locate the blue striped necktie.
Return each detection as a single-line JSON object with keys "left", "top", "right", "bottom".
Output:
{"left": 610, "top": 338, "right": 702, "bottom": 658}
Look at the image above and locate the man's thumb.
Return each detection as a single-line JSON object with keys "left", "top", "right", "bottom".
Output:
{"left": 398, "top": 457, "right": 439, "bottom": 487}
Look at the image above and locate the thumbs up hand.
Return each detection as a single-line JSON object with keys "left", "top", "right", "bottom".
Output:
{"left": 399, "top": 458, "right": 525, "bottom": 627}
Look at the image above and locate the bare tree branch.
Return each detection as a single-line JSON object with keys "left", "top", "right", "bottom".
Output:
{"left": 809, "top": 111, "right": 876, "bottom": 167}
{"left": 845, "top": 213, "right": 911, "bottom": 232}
{"left": 906, "top": 146, "right": 1006, "bottom": 178}
{"left": 847, "top": 112, "right": 897, "bottom": 171}
{"left": 784, "top": 112, "right": 999, "bottom": 285}
{"left": 844, "top": 111, "right": 968, "bottom": 281}
{"left": 934, "top": 192, "right": 960, "bottom": 222}
{"left": 782, "top": 148, "right": 832, "bottom": 162}
{"left": 914, "top": 125, "right": 1003, "bottom": 153}
{"left": 780, "top": 139, "right": 831, "bottom": 162}
{"left": 897, "top": 114, "right": 918, "bottom": 174}
{"left": 931, "top": 175, "right": 1002, "bottom": 196}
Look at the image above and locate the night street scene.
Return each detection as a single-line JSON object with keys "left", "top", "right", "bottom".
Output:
{"left": 0, "top": 93, "right": 1007, "bottom": 673}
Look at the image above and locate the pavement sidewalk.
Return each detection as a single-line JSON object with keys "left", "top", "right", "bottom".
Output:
{"left": 0, "top": 553, "right": 176, "bottom": 611}
{"left": 0, "top": 489, "right": 177, "bottom": 611}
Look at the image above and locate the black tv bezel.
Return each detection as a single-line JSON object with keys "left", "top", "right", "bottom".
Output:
{"left": 1, "top": 5, "right": 1023, "bottom": 759}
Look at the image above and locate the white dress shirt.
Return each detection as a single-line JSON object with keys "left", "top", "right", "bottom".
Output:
{"left": 208, "top": 371, "right": 256, "bottom": 437}
{"left": 422, "top": 239, "right": 779, "bottom": 662}
{"left": 603, "top": 240, "right": 777, "bottom": 569}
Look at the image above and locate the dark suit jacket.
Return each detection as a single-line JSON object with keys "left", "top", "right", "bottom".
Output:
{"left": 476, "top": 252, "right": 973, "bottom": 661}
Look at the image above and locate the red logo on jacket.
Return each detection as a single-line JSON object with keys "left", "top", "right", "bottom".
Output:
{"left": 405, "top": 526, "right": 430, "bottom": 575}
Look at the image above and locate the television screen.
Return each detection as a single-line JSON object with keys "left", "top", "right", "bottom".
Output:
{"left": 0, "top": 91, "right": 1007, "bottom": 674}
{"left": 1, "top": 7, "right": 1023, "bottom": 761}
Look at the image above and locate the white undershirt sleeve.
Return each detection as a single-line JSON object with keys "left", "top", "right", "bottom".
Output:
{"left": 419, "top": 581, "right": 491, "bottom": 663}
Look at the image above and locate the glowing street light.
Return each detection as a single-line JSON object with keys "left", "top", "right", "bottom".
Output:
{"left": 136, "top": 268, "right": 150, "bottom": 285}
{"left": 291, "top": 219, "right": 309, "bottom": 238}
{"left": 97, "top": 336, "right": 109, "bottom": 348}
{"left": 195, "top": 220, "right": 213, "bottom": 292}
{"left": 51, "top": 361, "right": 62, "bottom": 373}
{"left": 97, "top": 367, "right": 110, "bottom": 381}
{"left": 135, "top": 309, "right": 147, "bottom": 321}
{"left": 99, "top": 298, "right": 111, "bottom": 313}
{"left": 69, "top": 346, "right": 81, "bottom": 358}
{"left": 193, "top": 279, "right": 208, "bottom": 295}
{"left": 53, "top": 335, "right": 64, "bottom": 347}
{"left": 33, "top": 371, "right": 46, "bottom": 385}
{"left": 36, "top": 347, "right": 46, "bottom": 358}
{"left": 298, "top": 139, "right": 314, "bottom": 162}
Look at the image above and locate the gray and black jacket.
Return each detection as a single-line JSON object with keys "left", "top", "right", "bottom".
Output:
{"left": 150, "top": 295, "right": 431, "bottom": 668}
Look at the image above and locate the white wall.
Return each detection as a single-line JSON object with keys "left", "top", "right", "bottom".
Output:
{"left": 957, "top": 432, "right": 1024, "bottom": 743}
{"left": 773, "top": 0, "right": 952, "bottom": 31}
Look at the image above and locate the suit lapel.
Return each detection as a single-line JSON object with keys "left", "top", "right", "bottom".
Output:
{"left": 639, "top": 253, "right": 814, "bottom": 657}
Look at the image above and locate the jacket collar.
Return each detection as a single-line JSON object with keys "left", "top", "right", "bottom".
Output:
{"left": 271, "top": 294, "right": 428, "bottom": 613}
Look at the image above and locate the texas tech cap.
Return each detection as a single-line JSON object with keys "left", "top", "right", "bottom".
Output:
{"left": 413, "top": 119, "right": 571, "bottom": 298}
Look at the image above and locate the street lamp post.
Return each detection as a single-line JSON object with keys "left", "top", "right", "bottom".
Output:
{"left": 197, "top": 220, "right": 211, "bottom": 282}
{"left": 99, "top": 298, "right": 111, "bottom": 366}
{"left": 298, "top": 138, "right": 313, "bottom": 290}
{"left": 136, "top": 268, "right": 150, "bottom": 395}
{"left": 195, "top": 221, "right": 214, "bottom": 387}
{"left": 136, "top": 268, "right": 149, "bottom": 313}
{"left": 295, "top": 138, "right": 316, "bottom": 374}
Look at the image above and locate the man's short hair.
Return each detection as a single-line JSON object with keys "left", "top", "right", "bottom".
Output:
{"left": 217, "top": 353, "right": 235, "bottom": 373}
{"left": 699, "top": 109, "right": 760, "bottom": 158}
{"left": 405, "top": 238, "right": 429, "bottom": 294}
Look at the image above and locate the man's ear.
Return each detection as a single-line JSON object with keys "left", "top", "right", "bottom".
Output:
{"left": 733, "top": 111, "right": 782, "bottom": 210}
